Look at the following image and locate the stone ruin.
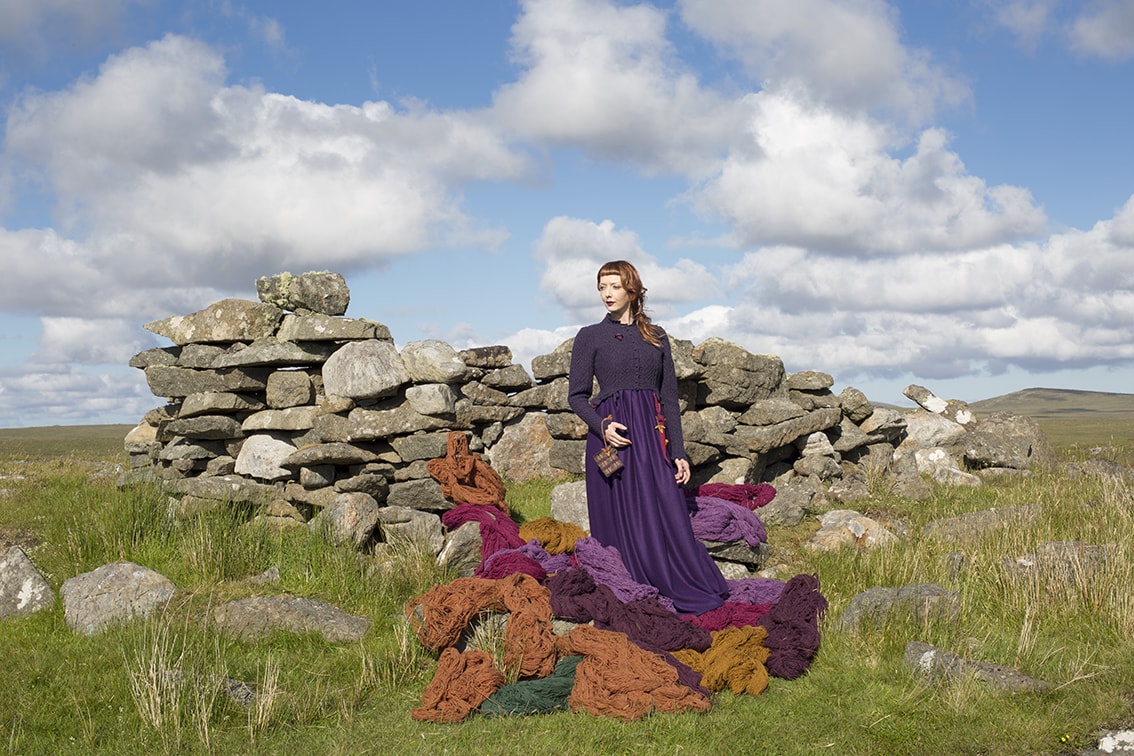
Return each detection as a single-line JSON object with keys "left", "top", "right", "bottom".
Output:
{"left": 121, "top": 270, "right": 1057, "bottom": 571}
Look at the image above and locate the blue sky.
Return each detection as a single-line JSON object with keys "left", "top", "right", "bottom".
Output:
{"left": 2, "top": 0, "right": 1134, "bottom": 428}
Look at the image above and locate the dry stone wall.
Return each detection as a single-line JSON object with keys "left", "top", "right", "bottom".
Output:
{"left": 122, "top": 271, "right": 1050, "bottom": 530}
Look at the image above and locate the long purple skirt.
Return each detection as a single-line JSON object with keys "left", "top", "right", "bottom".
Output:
{"left": 585, "top": 389, "right": 729, "bottom": 615}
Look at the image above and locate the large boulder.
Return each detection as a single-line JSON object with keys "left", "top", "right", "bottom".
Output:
{"left": 144, "top": 298, "right": 284, "bottom": 345}
{"left": 322, "top": 340, "right": 410, "bottom": 400}
{"left": 963, "top": 412, "right": 1057, "bottom": 471}
{"left": 255, "top": 271, "right": 351, "bottom": 316}
{"left": 61, "top": 562, "right": 176, "bottom": 635}
{"left": 0, "top": 546, "right": 56, "bottom": 619}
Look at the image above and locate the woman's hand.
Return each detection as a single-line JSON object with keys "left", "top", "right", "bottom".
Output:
{"left": 605, "top": 420, "right": 631, "bottom": 448}
{"left": 674, "top": 458, "right": 690, "bottom": 485}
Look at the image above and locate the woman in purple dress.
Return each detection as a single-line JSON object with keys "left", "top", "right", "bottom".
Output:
{"left": 567, "top": 260, "right": 728, "bottom": 615}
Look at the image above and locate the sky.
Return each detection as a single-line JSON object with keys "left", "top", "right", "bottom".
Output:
{"left": 1, "top": 0, "right": 1133, "bottom": 428}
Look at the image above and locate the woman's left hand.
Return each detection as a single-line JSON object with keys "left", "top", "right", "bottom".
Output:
{"left": 674, "top": 458, "right": 690, "bottom": 485}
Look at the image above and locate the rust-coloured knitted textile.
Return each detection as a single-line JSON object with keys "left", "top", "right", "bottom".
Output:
{"left": 672, "top": 625, "right": 770, "bottom": 696}
{"left": 427, "top": 431, "right": 508, "bottom": 512}
{"left": 518, "top": 517, "right": 587, "bottom": 554}
{"left": 410, "top": 647, "right": 505, "bottom": 722}
{"left": 555, "top": 625, "right": 712, "bottom": 721}
{"left": 406, "top": 573, "right": 557, "bottom": 679}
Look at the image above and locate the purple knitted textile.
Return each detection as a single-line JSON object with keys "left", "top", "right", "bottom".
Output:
{"left": 690, "top": 483, "right": 776, "bottom": 511}
{"left": 545, "top": 568, "right": 711, "bottom": 696}
{"left": 478, "top": 549, "right": 548, "bottom": 582}
{"left": 517, "top": 539, "right": 572, "bottom": 575}
{"left": 688, "top": 496, "right": 767, "bottom": 546}
{"left": 727, "top": 577, "right": 786, "bottom": 606}
{"left": 758, "top": 573, "right": 828, "bottom": 680}
{"left": 572, "top": 537, "right": 677, "bottom": 613}
{"left": 684, "top": 601, "right": 775, "bottom": 632}
{"left": 442, "top": 503, "right": 524, "bottom": 564}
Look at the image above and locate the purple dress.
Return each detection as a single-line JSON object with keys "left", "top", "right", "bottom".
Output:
{"left": 568, "top": 315, "right": 728, "bottom": 614}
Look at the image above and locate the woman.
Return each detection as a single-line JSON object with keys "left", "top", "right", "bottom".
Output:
{"left": 567, "top": 260, "right": 729, "bottom": 615}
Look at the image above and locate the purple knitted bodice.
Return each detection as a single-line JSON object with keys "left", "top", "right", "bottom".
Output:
{"left": 567, "top": 314, "right": 687, "bottom": 461}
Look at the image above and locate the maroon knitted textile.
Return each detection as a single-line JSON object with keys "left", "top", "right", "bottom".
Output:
{"left": 478, "top": 550, "right": 547, "bottom": 582}
{"left": 684, "top": 601, "right": 774, "bottom": 632}
{"left": 442, "top": 503, "right": 525, "bottom": 565}
{"left": 573, "top": 537, "right": 677, "bottom": 612}
{"left": 688, "top": 496, "right": 767, "bottom": 546}
{"left": 758, "top": 573, "right": 828, "bottom": 679}
{"left": 690, "top": 483, "right": 776, "bottom": 510}
{"left": 727, "top": 577, "right": 786, "bottom": 606}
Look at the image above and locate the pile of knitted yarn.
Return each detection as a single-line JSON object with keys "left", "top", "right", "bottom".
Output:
{"left": 405, "top": 482, "right": 827, "bottom": 723}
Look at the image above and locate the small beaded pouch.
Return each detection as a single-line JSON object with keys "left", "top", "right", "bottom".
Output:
{"left": 594, "top": 415, "right": 624, "bottom": 478}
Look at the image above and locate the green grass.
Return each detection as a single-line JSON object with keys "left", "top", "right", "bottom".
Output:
{"left": 2, "top": 419, "right": 1134, "bottom": 754}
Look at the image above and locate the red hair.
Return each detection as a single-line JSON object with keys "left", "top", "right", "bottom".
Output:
{"left": 597, "top": 260, "right": 662, "bottom": 347}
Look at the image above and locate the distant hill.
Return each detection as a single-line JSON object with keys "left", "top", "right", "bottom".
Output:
{"left": 967, "top": 388, "right": 1134, "bottom": 420}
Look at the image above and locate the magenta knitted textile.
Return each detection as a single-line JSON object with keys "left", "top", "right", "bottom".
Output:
{"left": 758, "top": 573, "right": 828, "bottom": 679}
{"left": 572, "top": 537, "right": 677, "bottom": 613}
{"left": 683, "top": 601, "right": 774, "bottom": 632}
{"left": 727, "top": 577, "right": 786, "bottom": 606}
{"left": 442, "top": 503, "right": 524, "bottom": 563}
{"left": 690, "top": 483, "right": 776, "bottom": 510}
{"left": 477, "top": 549, "right": 547, "bottom": 582}
{"left": 688, "top": 496, "right": 767, "bottom": 546}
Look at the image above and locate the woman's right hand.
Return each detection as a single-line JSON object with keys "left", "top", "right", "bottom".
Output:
{"left": 605, "top": 420, "right": 631, "bottom": 448}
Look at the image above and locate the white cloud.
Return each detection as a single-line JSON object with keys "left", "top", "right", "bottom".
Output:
{"left": 678, "top": 0, "right": 968, "bottom": 123}
{"left": 0, "top": 0, "right": 145, "bottom": 56}
{"left": 2, "top": 34, "right": 529, "bottom": 295}
{"left": 0, "top": 364, "right": 153, "bottom": 427}
{"left": 533, "top": 216, "right": 719, "bottom": 321}
{"left": 691, "top": 92, "right": 1047, "bottom": 253}
{"left": 1069, "top": 0, "right": 1134, "bottom": 60}
{"left": 990, "top": 0, "right": 1061, "bottom": 51}
{"left": 493, "top": 0, "right": 744, "bottom": 176}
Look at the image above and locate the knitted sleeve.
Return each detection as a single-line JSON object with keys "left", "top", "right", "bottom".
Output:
{"left": 567, "top": 328, "right": 604, "bottom": 438}
{"left": 659, "top": 334, "right": 687, "bottom": 461}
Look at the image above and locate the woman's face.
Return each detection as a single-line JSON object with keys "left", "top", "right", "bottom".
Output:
{"left": 598, "top": 273, "right": 633, "bottom": 322}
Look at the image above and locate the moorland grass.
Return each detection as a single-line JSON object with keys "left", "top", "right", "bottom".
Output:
{"left": 2, "top": 424, "right": 1134, "bottom": 754}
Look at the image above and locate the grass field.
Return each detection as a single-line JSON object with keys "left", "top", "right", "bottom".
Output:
{"left": 2, "top": 395, "right": 1133, "bottom": 754}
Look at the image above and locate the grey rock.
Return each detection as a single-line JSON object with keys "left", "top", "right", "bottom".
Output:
{"left": 735, "top": 407, "right": 842, "bottom": 454}
{"left": 859, "top": 407, "right": 908, "bottom": 443}
{"left": 405, "top": 383, "right": 458, "bottom": 416}
{"left": 437, "top": 521, "right": 483, "bottom": 577}
{"left": 386, "top": 478, "right": 449, "bottom": 511}
{"left": 829, "top": 417, "right": 871, "bottom": 453}
{"left": 157, "top": 437, "right": 225, "bottom": 461}
{"left": 165, "top": 474, "right": 280, "bottom": 505}
{"left": 300, "top": 464, "right": 335, "bottom": 489}
{"left": 213, "top": 595, "right": 370, "bottom": 643}
{"left": 487, "top": 413, "right": 556, "bottom": 482}
{"left": 333, "top": 472, "right": 389, "bottom": 500}
{"left": 550, "top": 480, "right": 589, "bottom": 533}
{"left": 544, "top": 411, "right": 588, "bottom": 439}
{"left": 455, "top": 400, "right": 523, "bottom": 427}
{"left": 964, "top": 412, "right": 1057, "bottom": 471}
{"left": 808, "top": 510, "right": 898, "bottom": 552}
{"left": 180, "top": 392, "right": 265, "bottom": 418}
{"left": 241, "top": 406, "right": 320, "bottom": 432}
{"left": 786, "top": 370, "right": 834, "bottom": 391}
{"left": 308, "top": 492, "right": 381, "bottom": 548}
{"left": 509, "top": 377, "right": 571, "bottom": 411}
{"left": 61, "top": 562, "right": 176, "bottom": 635}
{"left": 458, "top": 345, "right": 513, "bottom": 369}
{"left": 390, "top": 432, "right": 452, "bottom": 463}
{"left": 349, "top": 404, "right": 452, "bottom": 440}
{"left": 738, "top": 397, "right": 807, "bottom": 426}
{"left": 276, "top": 312, "right": 389, "bottom": 341}
{"left": 178, "top": 344, "right": 229, "bottom": 369}
{"left": 375, "top": 505, "right": 445, "bottom": 554}
{"left": 400, "top": 340, "right": 469, "bottom": 384}
{"left": 904, "top": 640, "right": 1050, "bottom": 693}
{"left": 234, "top": 433, "right": 297, "bottom": 482}
{"left": 322, "top": 340, "right": 409, "bottom": 400}
{"left": 210, "top": 338, "right": 335, "bottom": 368}
{"left": 896, "top": 409, "right": 967, "bottom": 457}
{"left": 145, "top": 298, "right": 284, "bottom": 345}
{"left": 266, "top": 370, "right": 314, "bottom": 409}
{"left": 549, "top": 439, "right": 586, "bottom": 476}
{"left": 839, "top": 386, "right": 874, "bottom": 423}
{"left": 531, "top": 344, "right": 572, "bottom": 381}
{"left": 0, "top": 546, "right": 55, "bottom": 618}
{"left": 165, "top": 415, "right": 244, "bottom": 441}
{"left": 837, "top": 583, "right": 959, "bottom": 631}
{"left": 255, "top": 271, "right": 350, "bottom": 316}
{"left": 129, "top": 347, "right": 180, "bottom": 368}
{"left": 461, "top": 381, "right": 511, "bottom": 407}
{"left": 144, "top": 366, "right": 270, "bottom": 398}
{"left": 903, "top": 385, "right": 977, "bottom": 426}
{"left": 701, "top": 540, "right": 770, "bottom": 568}
{"left": 283, "top": 442, "right": 379, "bottom": 468}
{"left": 480, "top": 364, "right": 533, "bottom": 392}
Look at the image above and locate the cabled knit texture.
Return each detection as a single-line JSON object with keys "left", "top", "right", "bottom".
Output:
{"left": 687, "top": 495, "right": 767, "bottom": 547}
{"left": 518, "top": 516, "right": 587, "bottom": 554}
{"left": 555, "top": 625, "right": 711, "bottom": 720}
{"left": 690, "top": 482, "right": 777, "bottom": 510}
{"left": 410, "top": 647, "right": 505, "bottom": 723}
{"left": 758, "top": 573, "right": 828, "bottom": 679}
{"left": 572, "top": 536, "right": 677, "bottom": 612}
{"left": 727, "top": 577, "right": 787, "bottom": 606}
{"left": 567, "top": 314, "right": 687, "bottom": 460}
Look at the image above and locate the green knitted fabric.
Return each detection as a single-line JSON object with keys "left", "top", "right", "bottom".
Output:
{"left": 479, "top": 656, "right": 583, "bottom": 717}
